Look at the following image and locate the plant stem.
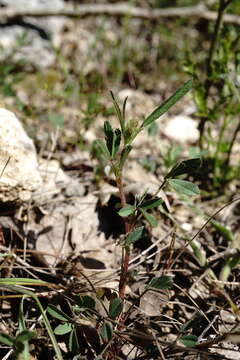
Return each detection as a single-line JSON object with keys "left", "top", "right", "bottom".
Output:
{"left": 152, "top": 179, "right": 167, "bottom": 198}
{"left": 116, "top": 175, "right": 131, "bottom": 300}
{"left": 212, "top": 115, "right": 228, "bottom": 187}
{"left": 199, "top": 0, "right": 232, "bottom": 147}
{"left": 225, "top": 118, "right": 240, "bottom": 169}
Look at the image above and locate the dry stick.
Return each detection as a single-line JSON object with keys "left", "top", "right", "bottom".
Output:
{"left": 128, "top": 230, "right": 172, "bottom": 269}
{"left": 0, "top": 156, "right": 11, "bottom": 178}
{"left": 0, "top": 3, "right": 239, "bottom": 25}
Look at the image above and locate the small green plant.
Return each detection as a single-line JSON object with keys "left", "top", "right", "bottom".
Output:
{"left": 93, "top": 79, "right": 200, "bottom": 301}
{"left": 0, "top": 278, "right": 63, "bottom": 360}
{"left": 47, "top": 303, "right": 81, "bottom": 355}
{"left": 0, "top": 297, "right": 36, "bottom": 359}
{"left": 46, "top": 276, "right": 175, "bottom": 358}
{"left": 0, "top": 330, "right": 35, "bottom": 359}
{"left": 184, "top": 0, "right": 240, "bottom": 191}
{"left": 82, "top": 79, "right": 203, "bottom": 357}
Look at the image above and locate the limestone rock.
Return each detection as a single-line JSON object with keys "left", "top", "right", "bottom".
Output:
{"left": 0, "top": 108, "right": 42, "bottom": 203}
{"left": 0, "top": 0, "right": 66, "bottom": 69}
{"left": 164, "top": 115, "right": 199, "bottom": 143}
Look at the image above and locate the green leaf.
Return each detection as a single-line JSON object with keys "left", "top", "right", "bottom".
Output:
{"left": 18, "top": 298, "right": 31, "bottom": 360}
{"left": 165, "top": 158, "right": 201, "bottom": 179}
{"left": 104, "top": 121, "right": 114, "bottom": 155}
{"left": 140, "top": 197, "right": 163, "bottom": 210}
{"left": 15, "top": 330, "right": 35, "bottom": 343}
{"left": 0, "top": 333, "right": 14, "bottom": 346}
{"left": 140, "top": 208, "right": 157, "bottom": 227}
{"left": 110, "top": 91, "right": 125, "bottom": 133}
{"left": 179, "top": 334, "right": 198, "bottom": 347}
{"left": 0, "top": 284, "right": 63, "bottom": 360}
{"left": 168, "top": 179, "right": 200, "bottom": 196}
{"left": 103, "top": 121, "right": 121, "bottom": 158}
{"left": 69, "top": 329, "right": 79, "bottom": 353}
{"left": 122, "top": 96, "right": 128, "bottom": 128}
{"left": 124, "top": 119, "right": 139, "bottom": 144}
{"left": 109, "top": 298, "right": 123, "bottom": 320}
{"left": 142, "top": 79, "right": 193, "bottom": 128}
{"left": 220, "top": 253, "right": 240, "bottom": 283}
{"left": 104, "top": 120, "right": 113, "bottom": 139}
{"left": 118, "top": 204, "right": 135, "bottom": 217}
{"left": 93, "top": 139, "right": 110, "bottom": 160}
{"left": 113, "top": 128, "right": 121, "bottom": 157}
{"left": 75, "top": 295, "right": 95, "bottom": 310}
{"left": 54, "top": 323, "right": 72, "bottom": 335}
{"left": 147, "top": 276, "right": 173, "bottom": 290}
{"left": 124, "top": 226, "right": 144, "bottom": 246}
{"left": 119, "top": 145, "right": 132, "bottom": 170}
{"left": 180, "top": 319, "right": 194, "bottom": 332}
{"left": 228, "top": 253, "right": 240, "bottom": 268}
{"left": 0, "top": 278, "right": 49, "bottom": 286}
{"left": 210, "top": 219, "right": 234, "bottom": 243}
{"left": 100, "top": 322, "right": 113, "bottom": 342}
{"left": 188, "top": 147, "right": 209, "bottom": 158}
{"left": 190, "top": 240, "right": 206, "bottom": 267}
{"left": 47, "top": 305, "right": 71, "bottom": 322}
{"left": 18, "top": 298, "right": 26, "bottom": 333}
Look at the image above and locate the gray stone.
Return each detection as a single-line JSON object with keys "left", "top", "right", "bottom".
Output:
{"left": 0, "top": 0, "right": 66, "bottom": 69}
{"left": 0, "top": 108, "right": 42, "bottom": 203}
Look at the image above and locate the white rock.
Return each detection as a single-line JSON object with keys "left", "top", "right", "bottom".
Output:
{"left": 164, "top": 115, "right": 199, "bottom": 143}
{"left": 0, "top": 108, "right": 42, "bottom": 203}
{"left": 0, "top": 0, "right": 64, "bottom": 10}
{"left": 0, "top": 0, "right": 66, "bottom": 69}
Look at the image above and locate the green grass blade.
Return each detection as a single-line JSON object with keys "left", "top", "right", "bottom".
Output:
{"left": 34, "top": 296, "right": 63, "bottom": 360}
{"left": 0, "top": 284, "right": 63, "bottom": 360}
{"left": 18, "top": 298, "right": 31, "bottom": 360}
{"left": 0, "top": 278, "right": 49, "bottom": 286}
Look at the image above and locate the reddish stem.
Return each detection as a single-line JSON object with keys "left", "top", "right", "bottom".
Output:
{"left": 116, "top": 176, "right": 131, "bottom": 300}
{"left": 119, "top": 248, "right": 130, "bottom": 300}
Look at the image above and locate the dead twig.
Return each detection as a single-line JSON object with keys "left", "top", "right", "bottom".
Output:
{"left": 0, "top": 3, "right": 239, "bottom": 25}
